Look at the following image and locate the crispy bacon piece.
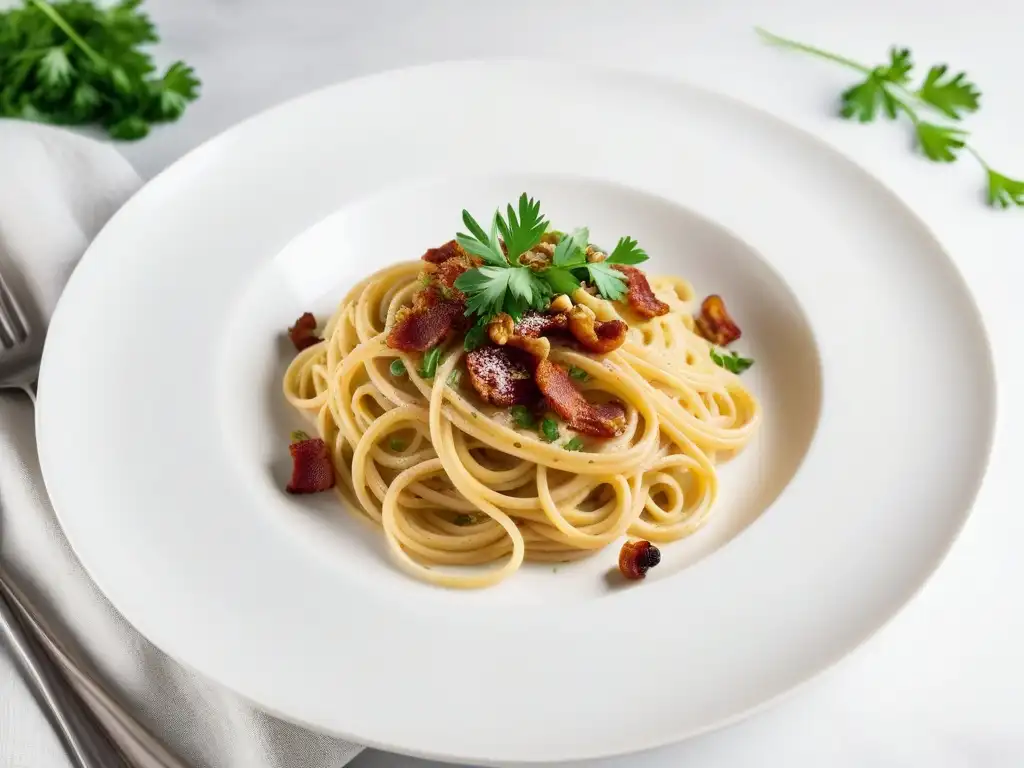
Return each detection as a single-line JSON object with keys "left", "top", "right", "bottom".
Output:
{"left": 618, "top": 540, "right": 661, "bottom": 580}
{"left": 288, "top": 312, "right": 321, "bottom": 351}
{"left": 514, "top": 310, "right": 569, "bottom": 338}
{"left": 389, "top": 244, "right": 479, "bottom": 351}
{"left": 694, "top": 295, "right": 741, "bottom": 346}
{"left": 465, "top": 345, "right": 539, "bottom": 408}
{"left": 431, "top": 257, "right": 471, "bottom": 299}
{"left": 387, "top": 287, "right": 464, "bottom": 352}
{"left": 613, "top": 265, "right": 670, "bottom": 318}
{"left": 533, "top": 358, "right": 626, "bottom": 438}
{"left": 421, "top": 239, "right": 466, "bottom": 264}
{"left": 566, "top": 305, "right": 627, "bottom": 354}
{"left": 286, "top": 436, "right": 335, "bottom": 494}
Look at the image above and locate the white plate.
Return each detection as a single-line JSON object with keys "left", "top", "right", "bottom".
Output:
{"left": 37, "top": 61, "right": 995, "bottom": 765}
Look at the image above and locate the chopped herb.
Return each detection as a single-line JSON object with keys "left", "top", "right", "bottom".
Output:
{"left": 539, "top": 416, "right": 559, "bottom": 443}
{"left": 389, "top": 358, "right": 407, "bottom": 376}
{"left": 447, "top": 368, "right": 462, "bottom": 388}
{"left": 453, "top": 513, "right": 474, "bottom": 526}
{"left": 563, "top": 436, "right": 585, "bottom": 451}
{"left": 510, "top": 405, "right": 535, "bottom": 429}
{"left": 290, "top": 430, "right": 310, "bottom": 443}
{"left": 388, "top": 437, "right": 406, "bottom": 451}
{"left": 418, "top": 346, "right": 443, "bottom": 379}
{"left": 463, "top": 317, "right": 490, "bottom": 351}
{"left": 710, "top": 347, "right": 754, "bottom": 374}
{"left": 568, "top": 366, "right": 590, "bottom": 382}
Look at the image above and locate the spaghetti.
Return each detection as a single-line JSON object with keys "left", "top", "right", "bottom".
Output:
{"left": 283, "top": 258, "right": 761, "bottom": 588}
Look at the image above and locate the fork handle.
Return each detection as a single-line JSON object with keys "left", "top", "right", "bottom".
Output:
{"left": 0, "top": 592, "right": 129, "bottom": 768}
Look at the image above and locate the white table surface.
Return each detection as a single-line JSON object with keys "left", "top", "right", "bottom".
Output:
{"left": 5, "top": 1, "right": 1023, "bottom": 766}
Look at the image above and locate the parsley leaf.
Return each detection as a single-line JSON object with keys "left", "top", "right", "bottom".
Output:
{"left": 986, "top": 169, "right": 1024, "bottom": 209}
{"left": 710, "top": 347, "right": 754, "bottom": 374}
{"left": 837, "top": 48, "right": 913, "bottom": 122}
{"left": 552, "top": 227, "right": 589, "bottom": 267}
{"left": 606, "top": 236, "right": 649, "bottom": 265}
{"left": 418, "top": 346, "right": 443, "bottom": 379}
{"left": 455, "top": 266, "right": 517, "bottom": 318}
{"left": 149, "top": 61, "right": 199, "bottom": 121}
{"left": 496, "top": 194, "right": 548, "bottom": 262}
{"left": 539, "top": 416, "right": 559, "bottom": 443}
{"left": 915, "top": 121, "right": 966, "bottom": 162}
{"left": 510, "top": 405, "right": 535, "bottom": 429}
{"left": 840, "top": 74, "right": 905, "bottom": 121}
{"left": 38, "top": 47, "right": 74, "bottom": 91}
{"left": 389, "top": 437, "right": 406, "bottom": 451}
{"left": 917, "top": 64, "right": 980, "bottom": 120}
{"left": 0, "top": 0, "right": 200, "bottom": 139}
{"left": 455, "top": 263, "right": 550, "bottom": 321}
{"left": 878, "top": 47, "right": 914, "bottom": 84}
{"left": 563, "top": 436, "right": 584, "bottom": 452}
{"left": 453, "top": 513, "right": 475, "bottom": 526}
{"left": 568, "top": 366, "right": 590, "bottom": 381}
{"left": 447, "top": 368, "right": 462, "bottom": 388}
{"left": 580, "top": 261, "right": 628, "bottom": 301}
{"left": 539, "top": 266, "right": 582, "bottom": 297}
{"left": 389, "top": 358, "right": 407, "bottom": 376}
{"left": 290, "top": 430, "right": 310, "bottom": 443}
{"left": 456, "top": 209, "right": 507, "bottom": 267}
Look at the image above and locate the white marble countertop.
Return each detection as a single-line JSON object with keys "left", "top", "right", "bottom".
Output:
{"left": 5, "top": 0, "right": 1023, "bottom": 766}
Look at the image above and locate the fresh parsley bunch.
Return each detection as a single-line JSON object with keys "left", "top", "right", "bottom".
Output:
{"left": 453, "top": 194, "right": 648, "bottom": 336}
{"left": 758, "top": 27, "right": 1022, "bottom": 209}
{"left": 0, "top": 0, "right": 199, "bottom": 140}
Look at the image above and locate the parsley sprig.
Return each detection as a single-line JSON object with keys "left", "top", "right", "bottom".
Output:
{"left": 0, "top": 0, "right": 200, "bottom": 140}
{"left": 453, "top": 196, "right": 650, "bottom": 324}
{"left": 757, "top": 27, "right": 1022, "bottom": 209}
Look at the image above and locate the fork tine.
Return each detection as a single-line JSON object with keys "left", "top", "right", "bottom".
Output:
{"left": 0, "top": 270, "right": 30, "bottom": 347}
{"left": 0, "top": 298, "right": 16, "bottom": 349}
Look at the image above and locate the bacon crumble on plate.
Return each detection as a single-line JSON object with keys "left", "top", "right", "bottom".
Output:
{"left": 613, "top": 264, "right": 670, "bottom": 318}
{"left": 420, "top": 239, "right": 466, "bottom": 264}
{"left": 387, "top": 290, "right": 465, "bottom": 352}
{"left": 387, "top": 242, "right": 481, "bottom": 351}
{"left": 288, "top": 312, "right": 321, "bottom": 351}
{"left": 465, "top": 345, "right": 539, "bottom": 407}
{"left": 694, "top": 294, "right": 742, "bottom": 346}
{"left": 514, "top": 310, "right": 568, "bottom": 339}
{"left": 286, "top": 431, "right": 335, "bottom": 494}
{"left": 533, "top": 358, "right": 626, "bottom": 438}
{"left": 618, "top": 539, "right": 661, "bottom": 580}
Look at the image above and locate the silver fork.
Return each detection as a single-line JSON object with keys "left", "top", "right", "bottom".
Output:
{"left": 0, "top": 268, "right": 38, "bottom": 397}
{"left": 0, "top": 270, "right": 129, "bottom": 767}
